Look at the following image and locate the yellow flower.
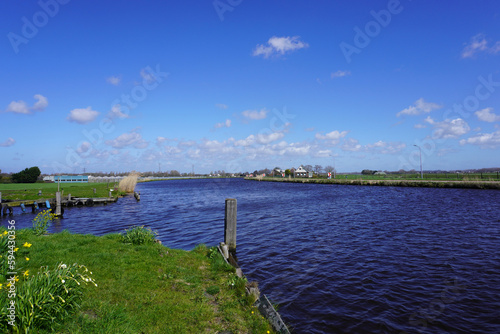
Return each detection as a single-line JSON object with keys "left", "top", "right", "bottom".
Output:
{"left": 23, "top": 270, "right": 29, "bottom": 277}
{"left": 14, "top": 276, "right": 19, "bottom": 282}
{"left": 6, "top": 283, "right": 11, "bottom": 288}
{"left": 23, "top": 242, "right": 32, "bottom": 248}
{"left": 26, "top": 257, "right": 30, "bottom": 261}
{"left": 2, "top": 231, "right": 7, "bottom": 235}
{"left": 0, "top": 283, "right": 3, "bottom": 289}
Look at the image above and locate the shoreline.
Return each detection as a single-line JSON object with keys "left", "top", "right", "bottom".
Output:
{"left": 246, "top": 177, "right": 500, "bottom": 190}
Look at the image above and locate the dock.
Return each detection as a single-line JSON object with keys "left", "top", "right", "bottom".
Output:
{"left": 1, "top": 195, "right": 118, "bottom": 216}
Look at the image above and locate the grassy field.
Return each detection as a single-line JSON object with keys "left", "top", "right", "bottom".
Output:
{"left": 252, "top": 175, "right": 500, "bottom": 189}
{"left": 0, "top": 182, "right": 124, "bottom": 202}
{"left": 0, "top": 228, "right": 274, "bottom": 333}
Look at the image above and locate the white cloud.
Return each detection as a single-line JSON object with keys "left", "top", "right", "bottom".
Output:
{"left": 108, "top": 104, "right": 130, "bottom": 119}
{"left": 341, "top": 138, "right": 362, "bottom": 152}
{"left": 67, "top": 107, "right": 100, "bottom": 124}
{"left": 6, "top": 100, "right": 29, "bottom": 114}
{"left": 107, "top": 76, "right": 121, "bottom": 86}
{"left": 76, "top": 141, "right": 92, "bottom": 155}
{"left": 414, "top": 123, "right": 427, "bottom": 129}
{"left": 256, "top": 132, "right": 284, "bottom": 144}
{"left": 214, "top": 119, "right": 232, "bottom": 129}
{"left": 341, "top": 138, "right": 405, "bottom": 154}
{"left": 253, "top": 36, "right": 309, "bottom": 58}
{"left": 5, "top": 94, "right": 48, "bottom": 114}
{"left": 32, "top": 94, "right": 48, "bottom": 111}
{"left": 106, "top": 129, "right": 148, "bottom": 149}
{"left": 315, "top": 130, "right": 349, "bottom": 144}
{"left": 331, "top": 70, "right": 351, "bottom": 78}
{"left": 397, "top": 98, "right": 442, "bottom": 117}
{"left": 461, "top": 34, "right": 500, "bottom": 58}
{"left": 425, "top": 116, "right": 470, "bottom": 139}
{"left": 216, "top": 103, "right": 228, "bottom": 110}
{"left": 242, "top": 108, "right": 268, "bottom": 120}
{"left": 460, "top": 130, "right": 500, "bottom": 148}
{"left": 475, "top": 107, "right": 500, "bottom": 123}
{"left": 0, "top": 137, "right": 15, "bottom": 147}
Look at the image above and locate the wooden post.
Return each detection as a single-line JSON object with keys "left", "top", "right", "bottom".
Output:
{"left": 55, "top": 191, "right": 62, "bottom": 217}
{"left": 224, "top": 198, "right": 237, "bottom": 252}
{"left": 0, "top": 192, "right": 2, "bottom": 204}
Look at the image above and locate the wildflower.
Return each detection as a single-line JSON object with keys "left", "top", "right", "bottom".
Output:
{"left": 23, "top": 242, "right": 32, "bottom": 248}
{"left": 14, "top": 247, "right": 19, "bottom": 252}
{"left": 59, "top": 264, "right": 67, "bottom": 269}
{"left": 14, "top": 276, "right": 19, "bottom": 282}
{"left": 3, "top": 230, "right": 8, "bottom": 235}
{"left": 61, "top": 279, "right": 65, "bottom": 284}
{"left": 25, "top": 257, "right": 29, "bottom": 261}
{"left": 23, "top": 270, "right": 29, "bottom": 277}
{"left": 0, "top": 283, "right": 3, "bottom": 289}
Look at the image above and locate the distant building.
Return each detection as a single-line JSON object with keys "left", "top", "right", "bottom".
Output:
{"left": 294, "top": 166, "right": 308, "bottom": 178}
{"left": 54, "top": 175, "right": 89, "bottom": 183}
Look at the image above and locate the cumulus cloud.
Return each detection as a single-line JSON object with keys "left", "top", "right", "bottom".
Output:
{"left": 67, "top": 107, "right": 100, "bottom": 124}
{"left": 76, "top": 141, "right": 92, "bottom": 155}
{"left": 460, "top": 130, "right": 500, "bottom": 148}
{"left": 106, "top": 129, "right": 148, "bottom": 149}
{"left": 0, "top": 137, "right": 15, "bottom": 147}
{"left": 341, "top": 138, "right": 406, "bottom": 154}
{"left": 5, "top": 94, "right": 48, "bottom": 114}
{"left": 214, "top": 119, "right": 232, "bottom": 129}
{"left": 397, "top": 98, "right": 442, "bottom": 117}
{"left": 315, "top": 130, "right": 349, "bottom": 144}
{"left": 461, "top": 34, "right": 500, "bottom": 58}
{"left": 106, "top": 76, "right": 121, "bottom": 86}
{"left": 475, "top": 107, "right": 500, "bottom": 123}
{"left": 253, "top": 36, "right": 309, "bottom": 58}
{"left": 32, "top": 94, "right": 48, "bottom": 111}
{"left": 108, "top": 104, "right": 130, "bottom": 119}
{"left": 242, "top": 108, "right": 268, "bottom": 120}
{"left": 331, "top": 70, "right": 351, "bottom": 78}
{"left": 425, "top": 116, "right": 470, "bottom": 139}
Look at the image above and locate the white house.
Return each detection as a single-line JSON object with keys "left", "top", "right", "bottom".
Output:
{"left": 294, "top": 165, "right": 308, "bottom": 177}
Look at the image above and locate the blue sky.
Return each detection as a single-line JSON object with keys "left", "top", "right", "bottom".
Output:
{"left": 1, "top": 0, "right": 499, "bottom": 174}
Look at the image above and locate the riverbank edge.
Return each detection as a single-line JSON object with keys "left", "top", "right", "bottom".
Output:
{"left": 0, "top": 228, "right": 275, "bottom": 333}
{"left": 246, "top": 177, "right": 500, "bottom": 190}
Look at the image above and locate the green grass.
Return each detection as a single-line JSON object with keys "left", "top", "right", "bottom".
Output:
{"left": 0, "top": 228, "right": 273, "bottom": 333}
{"left": 253, "top": 175, "right": 500, "bottom": 189}
{"left": 0, "top": 183, "right": 123, "bottom": 202}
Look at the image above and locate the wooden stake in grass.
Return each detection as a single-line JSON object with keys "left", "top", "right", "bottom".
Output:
{"left": 118, "top": 172, "right": 140, "bottom": 193}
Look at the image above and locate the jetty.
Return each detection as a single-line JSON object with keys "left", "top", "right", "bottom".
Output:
{"left": 1, "top": 195, "right": 117, "bottom": 216}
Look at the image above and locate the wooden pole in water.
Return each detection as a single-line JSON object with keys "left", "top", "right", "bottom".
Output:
{"left": 224, "top": 198, "right": 237, "bottom": 252}
{"left": 55, "top": 191, "right": 62, "bottom": 217}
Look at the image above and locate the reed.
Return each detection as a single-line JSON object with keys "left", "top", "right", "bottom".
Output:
{"left": 118, "top": 172, "right": 140, "bottom": 193}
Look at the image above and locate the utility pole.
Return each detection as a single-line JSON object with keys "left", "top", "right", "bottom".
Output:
{"left": 414, "top": 144, "right": 423, "bottom": 179}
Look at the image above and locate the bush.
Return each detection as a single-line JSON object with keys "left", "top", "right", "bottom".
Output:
{"left": 121, "top": 226, "right": 158, "bottom": 245}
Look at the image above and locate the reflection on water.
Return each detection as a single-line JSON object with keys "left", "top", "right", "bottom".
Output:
{"left": 2, "top": 178, "right": 500, "bottom": 333}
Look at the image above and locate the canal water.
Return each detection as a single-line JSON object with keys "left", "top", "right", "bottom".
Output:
{"left": 2, "top": 178, "right": 500, "bottom": 333}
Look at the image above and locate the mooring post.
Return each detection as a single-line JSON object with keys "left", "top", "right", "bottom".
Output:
{"left": 224, "top": 198, "right": 237, "bottom": 252}
{"left": 55, "top": 191, "right": 62, "bottom": 217}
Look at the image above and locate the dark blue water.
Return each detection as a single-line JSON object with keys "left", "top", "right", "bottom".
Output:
{"left": 2, "top": 178, "right": 500, "bottom": 333}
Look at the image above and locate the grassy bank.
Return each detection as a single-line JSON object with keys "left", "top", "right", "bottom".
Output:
{"left": 248, "top": 176, "right": 500, "bottom": 190}
{"left": 0, "top": 228, "right": 273, "bottom": 333}
{"left": 0, "top": 183, "right": 124, "bottom": 203}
